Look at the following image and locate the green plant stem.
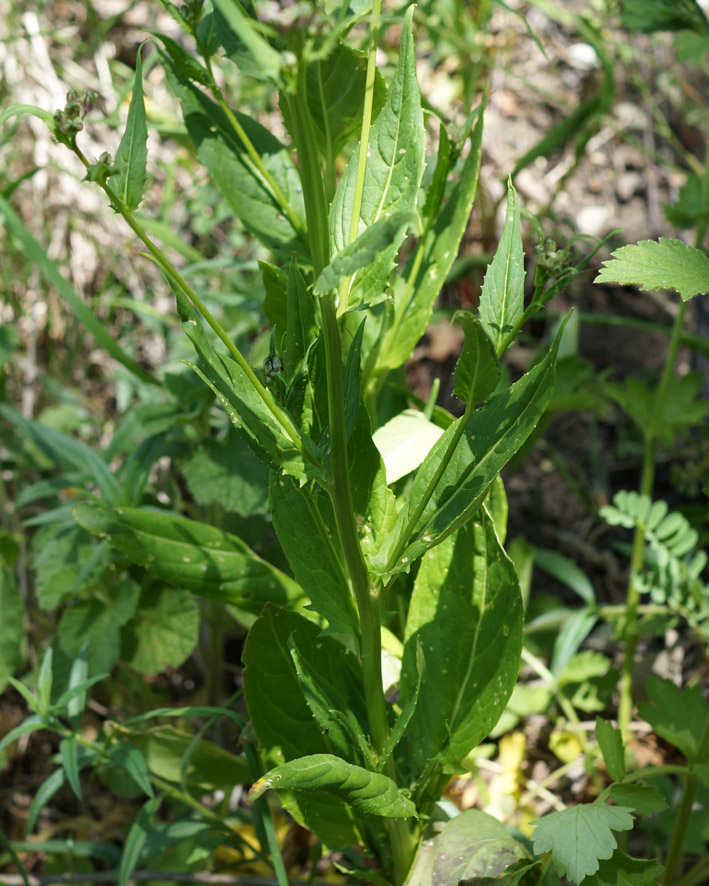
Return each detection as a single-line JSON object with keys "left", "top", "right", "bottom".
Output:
{"left": 336, "top": 0, "right": 382, "bottom": 315}
{"left": 618, "top": 297, "right": 689, "bottom": 739}
{"left": 74, "top": 148, "right": 310, "bottom": 464}
{"left": 662, "top": 719, "right": 709, "bottom": 885}
{"left": 678, "top": 855, "right": 709, "bottom": 886}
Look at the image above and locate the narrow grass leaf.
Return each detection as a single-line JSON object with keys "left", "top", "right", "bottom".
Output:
{"left": 59, "top": 737, "right": 82, "bottom": 800}
{"left": 595, "top": 238, "right": 709, "bottom": 301}
{"left": 0, "top": 714, "right": 46, "bottom": 757}
{"left": 27, "top": 768, "right": 66, "bottom": 834}
{"left": 118, "top": 796, "right": 162, "bottom": 886}
{"left": 109, "top": 46, "right": 148, "bottom": 211}
{"left": 107, "top": 741, "right": 154, "bottom": 797}
{"left": 0, "top": 197, "right": 157, "bottom": 385}
{"left": 250, "top": 754, "right": 416, "bottom": 819}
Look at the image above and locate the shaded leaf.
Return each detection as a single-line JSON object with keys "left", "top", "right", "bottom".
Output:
{"left": 596, "top": 718, "right": 625, "bottom": 781}
{"left": 637, "top": 677, "right": 709, "bottom": 763}
{"left": 453, "top": 312, "right": 500, "bottom": 405}
{"left": 609, "top": 783, "right": 667, "bottom": 815}
{"left": 250, "top": 754, "right": 416, "bottom": 819}
{"left": 121, "top": 586, "right": 199, "bottom": 675}
{"left": 0, "top": 570, "right": 24, "bottom": 692}
{"left": 584, "top": 849, "right": 663, "bottom": 886}
{"left": 433, "top": 809, "right": 528, "bottom": 883}
{"left": 73, "top": 502, "right": 305, "bottom": 615}
{"left": 212, "top": 0, "right": 282, "bottom": 81}
{"left": 182, "top": 434, "right": 270, "bottom": 516}
{"left": 595, "top": 238, "right": 709, "bottom": 301}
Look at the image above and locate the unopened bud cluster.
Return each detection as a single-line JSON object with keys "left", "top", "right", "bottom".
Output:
{"left": 54, "top": 88, "right": 97, "bottom": 138}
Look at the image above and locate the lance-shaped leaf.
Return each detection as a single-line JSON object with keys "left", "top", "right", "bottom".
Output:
{"left": 212, "top": 0, "right": 282, "bottom": 82}
{"left": 376, "top": 104, "right": 484, "bottom": 372}
{"left": 160, "top": 48, "right": 305, "bottom": 254}
{"left": 374, "top": 321, "right": 566, "bottom": 574}
{"left": 72, "top": 502, "right": 305, "bottom": 615}
{"left": 595, "top": 238, "right": 709, "bottom": 301}
{"left": 400, "top": 511, "right": 523, "bottom": 771}
{"left": 108, "top": 47, "right": 148, "bottom": 211}
{"left": 479, "top": 179, "right": 525, "bottom": 355}
{"left": 284, "top": 256, "right": 318, "bottom": 381}
{"left": 250, "top": 754, "right": 416, "bottom": 819}
{"left": 453, "top": 311, "right": 500, "bottom": 406}
{"left": 175, "top": 289, "right": 321, "bottom": 484}
{"left": 242, "top": 606, "right": 366, "bottom": 847}
{"left": 314, "top": 211, "right": 415, "bottom": 297}
{"left": 328, "top": 6, "right": 425, "bottom": 311}
{"left": 280, "top": 43, "right": 386, "bottom": 160}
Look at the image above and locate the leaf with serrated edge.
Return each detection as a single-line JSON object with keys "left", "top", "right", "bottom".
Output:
{"left": 109, "top": 47, "right": 148, "bottom": 211}
{"left": 400, "top": 509, "right": 523, "bottom": 771}
{"left": 609, "top": 783, "right": 667, "bottom": 815}
{"left": 73, "top": 502, "right": 305, "bottom": 615}
{"left": 453, "top": 311, "right": 500, "bottom": 405}
{"left": 532, "top": 803, "right": 634, "bottom": 883}
{"left": 377, "top": 103, "right": 485, "bottom": 372}
{"left": 595, "top": 238, "right": 709, "bottom": 301}
{"left": 329, "top": 6, "right": 424, "bottom": 311}
{"left": 596, "top": 717, "right": 625, "bottom": 781}
{"left": 250, "top": 754, "right": 416, "bottom": 819}
{"left": 479, "top": 179, "right": 525, "bottom": 354}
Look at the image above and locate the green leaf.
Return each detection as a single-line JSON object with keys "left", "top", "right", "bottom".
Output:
{"left": 161, "top": 52, "right": 305, "bottom": 253}
{"left": 596, "top": 717, "right": 625, "bottom": 781}
{"left": 376, "top": 325, "right": 564, "bottom": 573}
{"left": 0, "top": 324, "right": 19, "bottom": 365}
{"left": 119, "top": 796, "right": 162, "bottom": 886}
{"left": 401, "top": 510, "right": 523, "bottom": 771}
{"left": 662, "top": 172, "right": 709, "bottom": 229}
{"left": 0, "top": 570, "right": 24, "bottom": 692}
{"left": 315, "top": 211, "right": 415, "bottom": 297}
{"left": 107, "top": 724, "right": 249, "bottom": 790}
{"left": 250, "top": 754, "right": 416, "bottom": 819}
{"left": 288, "top": 638, "right": 373, "bottom": 767}
{"left": 637, "top": 677, "right": 709, "bottom": 763}
{"left": 0, "top": 195, "right": 162, "bottom": 387}
{"left": 620, "top": 0, "right": 709, "bottom": 33}
{"left": 121, "top": 586, "right": 199, "bottom": 675}
{"left": 182, "top": 434, "right": 270, "bottom": 516}
{"left": 73, "top": 502, "right": 305, "bottom": 615}
{"left": 609, "top": 783, "right": 667, "bottom": 815}
{"left": 177, "top": 291, "right": 318, "bottom": 484}
{"left": 108, "top": 47, "right": 148, "bottom": 211}
{"left": 105, "top": 741, "right": 155, "bottom": 798}
{"left": 379, "top": 641, "right": 423, "bottom": 770}
{"left": 27, "top": 768, "right": 66, "bottom": 834}
{"left": 453, "top": 312, "right": 501, "bottom": 405}
{"left": 535, "top": 547, "right": 596, "bottom": 604}
{"left": 329, "top": 6, "right": 425, "bottom": 312}
{"left": 283, "top": 43, "right": 386, "bottom": 159}
{"left": 242, "top": 605, "right": 365, "bottom": 847}
{"left": 243, "top": 606, "right": 365, "bottom": 764}
{"left": 212, "top": 0, "right": 282, "bottom": 81}
{"left": 372, "top": 409, "right": 444, "bottom": 485}
{"left": 148, "top": 32, "right": 211, "bottom": 86}
{"left": 532, "top": 803, "right": 635, "bottom": 883}
{"left": 59, "top": 736, "right": 82, "bottom": 800}
{"left": 433, "top": 809, "right": 528, "bottom": 883}
{"left": 595, "top": 238, "right": 709, "bottom": 302}
{"left": 479, "top": 179, "right": 525, "bottom": 354}
{"left": 269, "top": 474, "right": 357, "bottom": 635}
{"left": 377, "top": 104, "right": 485, "bottom": 372}
{"left": 284, "top": 256, "right": 318, "bottom": 382}
{"left": 583, "top": 849, "right": 663, "bottom": 886}
{"left": 58, "top": 577, "right": 140, "bottom": 676}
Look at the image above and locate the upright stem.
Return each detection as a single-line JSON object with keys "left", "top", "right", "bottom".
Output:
{"left": 618, "top": 298, "right": 689, "bottom": 738}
